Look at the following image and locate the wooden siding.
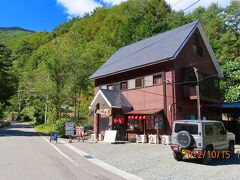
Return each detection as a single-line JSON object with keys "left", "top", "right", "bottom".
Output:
{"left": 92, "top": 29, "right": 221, "bottom": 136}
{"left": 174, "top": 28, "right": 220, "bottom": 120}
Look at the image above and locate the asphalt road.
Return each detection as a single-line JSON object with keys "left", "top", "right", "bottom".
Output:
{"left": 0, "top": 122, "right": 124, "bottom": 180}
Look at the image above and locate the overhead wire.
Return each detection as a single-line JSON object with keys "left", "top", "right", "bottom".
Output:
{"left": 172, "top": 0, "right": 185, "bottom": 7}
{"left": 93, "top": 8, "right": 225, "bottom": 75}
{"left": 92, "top": 1, "right": 226, "bottom": 82}
{"left": 182, "top": 0, "right": 201, "bottom": 12}
{"left": 94, "top": 22, "right": 198, "bottom": 72}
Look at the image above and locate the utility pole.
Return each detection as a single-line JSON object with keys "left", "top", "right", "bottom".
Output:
{"left": 193, "top": 67, "right": 201, "bottom": 120}
{"left": 44, "top": 96, "right": 48, "bottom": 124}
{"left": 17, "top": 90, "right": 23, "bottom": 121}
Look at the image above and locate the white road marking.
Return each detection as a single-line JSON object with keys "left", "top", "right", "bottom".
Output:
{"left": 40, "top": 133, "right": 142, "bottom": 180}
{"left": 58, "top": 139, "right": 143, "bottom": 180}
{"left": 41, "top": 136, "right": 74, "bottom": 163}
{"left": 40, "top": 135, "right": 102, "bottom": 178}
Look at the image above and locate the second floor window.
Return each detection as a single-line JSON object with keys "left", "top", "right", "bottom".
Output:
{"left": 101, "top": 85, "right": 107, "bottom": 89}
{"left": 113, "top": 83, "right": 120, "bottom": 91}
{"left": 182, "top": 67, "right": 197, "bottom": 86}
{"left": 153, "top": 74, "right": 162, "bottom": 85}
{"left": 107, "top": 85, "right": 113, "bottom": 90}
{"left": 120, "top": 82, "right": 128, "bottom": 90}
{"left": 195, "top": 33, "right": 200, "bottom": 45}
{"left": 135, "top": 78, "right": 143, "bottom": 88}
{"left": 193, "top": 44, "right": 203, "bottom": 56}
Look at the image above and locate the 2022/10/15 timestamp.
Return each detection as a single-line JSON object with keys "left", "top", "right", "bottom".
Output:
{"left": 184, "top": 150, "right": 240, "bottom": 159}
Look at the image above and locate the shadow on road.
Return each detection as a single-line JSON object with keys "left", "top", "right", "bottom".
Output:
{"left": 0, "top": 123, "right": 47, "bottom": 137}
{"left": 10, "top": 123, "right": 33, "bottom": 129}
{"left": 210, "top": 154, "right": 240, "bottom": 166}
{"left": 0, "top": 129, "right": 41, "bottom": 137}
{"left": 183, "top": 153, "right": 240, "bottom": 166}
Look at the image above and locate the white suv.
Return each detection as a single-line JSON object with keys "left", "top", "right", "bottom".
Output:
{"left": 171, "top": 120, "right": 235, "bottom": 164}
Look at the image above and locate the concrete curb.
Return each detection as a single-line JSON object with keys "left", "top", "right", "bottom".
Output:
{"left": 58, "top": 138, "right": 143, "bottom": 180}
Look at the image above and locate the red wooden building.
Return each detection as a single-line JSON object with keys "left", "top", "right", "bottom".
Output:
{"left": 89, "top": 20, "right": 223, "bottom": 141}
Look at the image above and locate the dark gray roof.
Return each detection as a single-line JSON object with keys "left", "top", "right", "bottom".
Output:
{"left": 100, "top": 89, "right": 132, "bottom": 108}
{"left": 90, "top": 20, "right": 199, "bottom": 79}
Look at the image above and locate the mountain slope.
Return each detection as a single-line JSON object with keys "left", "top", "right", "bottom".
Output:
{"left": 0, "top": 26, "right": 34, "bottom": 46}
{"left": 0, "top": 26, "right": 33, "bottom": 32}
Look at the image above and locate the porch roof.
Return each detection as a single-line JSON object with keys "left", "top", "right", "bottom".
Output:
{"left": 203, "top": 102, "right": 240, "bottom": 113}
{"left": 126, "top": 109, "right": 163, "bottom": 115}
{"left": 89, "top": 89, "right": 132, "bottom": 110}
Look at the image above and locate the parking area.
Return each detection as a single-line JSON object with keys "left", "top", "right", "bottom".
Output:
{"left": 68, "top": 141, "right": 240, "bottom": 180}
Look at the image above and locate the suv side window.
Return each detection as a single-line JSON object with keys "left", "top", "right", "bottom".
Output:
{"left": 215, "top": 123, "right": 224, "bottom": 135}
{"left": 205, "top": 124, "right": 213, "bottom": 136}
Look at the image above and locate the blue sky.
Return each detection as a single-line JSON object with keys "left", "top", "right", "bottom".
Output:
{"left": 0, "top": 0, "right": 231, "bottom": 32}
{"left": 0, "top": 0, "right": 68, "bottom": 31}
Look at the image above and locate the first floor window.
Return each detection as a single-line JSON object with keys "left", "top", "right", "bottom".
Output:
{"left": 154, "top": 114, "right": 164, "bottom": 130}
{"left": 184, "top": 114, "right": 196, "bottom": 120}
{"left": 146, "top": 116, "right": 155, "bottom": 129}
{"left": 127, "top": 120, "right": 143, "bottom": 130}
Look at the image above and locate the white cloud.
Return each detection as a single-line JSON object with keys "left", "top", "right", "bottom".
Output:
{"left": 57, "top": 0, "right": 127, "bottom": 17}
{"left": 101, "top": 0, "right": 127, "bottom": 5}
{"left": 166, "top": 0, "right": 231, "bottom": 12}
{"left": 57, "top": 0, "right": 102, "bottom": 17}
{"left": 57, "top": 0, "right": 232, "bottom": 17}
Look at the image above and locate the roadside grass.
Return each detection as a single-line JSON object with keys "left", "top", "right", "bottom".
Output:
{"left": 0, "top": 120, "right": 11, "bottom": 128}
{"left": 31, "top": 123, "right": 55, "bottom": 135}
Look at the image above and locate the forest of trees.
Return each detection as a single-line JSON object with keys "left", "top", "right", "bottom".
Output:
{"left": 0, "top": 0, "right": 239, "bottom": 131}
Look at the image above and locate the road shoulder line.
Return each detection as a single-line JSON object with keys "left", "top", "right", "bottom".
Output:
{"left": 41, "top": 135, "right": 74, "bottom": 163}
{"left": 58, "top": 139, "right": 142, "bottom": 180}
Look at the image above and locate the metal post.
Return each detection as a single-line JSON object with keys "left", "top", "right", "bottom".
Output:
{"left": 144, "top": 119, "right": 146, "bottom": 135}
{"left": 156, "top": 120, "right": 159, "bottom": 144}
{"left": 193, "top": 67, "right": 201, "bottom": 120}
{"left": 44, "top": 98, "right": 48, "bottom": 124}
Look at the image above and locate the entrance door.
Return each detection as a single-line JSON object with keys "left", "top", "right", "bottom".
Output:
{"left": 99, "top": 117, "right": 109, "bottom": 135}
{"left": 112, "top": 124, "right": 127, "bottom": 141}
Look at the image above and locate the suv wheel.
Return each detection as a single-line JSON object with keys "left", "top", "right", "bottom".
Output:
{"left": 202, "top": 146, "right": 213, "bottom": 165}
{"left": 173, "top": 151, "right": 183, "bottom": 161}
{"left": 228, "top": 141, "right": 235, "bottom": 158}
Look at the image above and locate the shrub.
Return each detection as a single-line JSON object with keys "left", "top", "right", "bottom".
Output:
{"left": 0, "top": 120, "right": 10, "bottom": 128}
{"left": 84, "top": 125, "right": 93, "bottom": 131}
{"left": 54, "top": 118, "right": 70, "bottom": 137}
{"left": 22, "top": 115, "right": 31, "bottom": 122}
{"left": 34, "top": 123, "right": 55, "bottom": 135}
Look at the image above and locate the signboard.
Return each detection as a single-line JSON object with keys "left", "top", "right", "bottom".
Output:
{"left": 103, "top": 130, "right": 117, "bottom": 143}
{"left": 65, "top": 122, "right": 74, "bottom": 136}
{"left": 96, "top": 109, "right": 111, "bottom": 116}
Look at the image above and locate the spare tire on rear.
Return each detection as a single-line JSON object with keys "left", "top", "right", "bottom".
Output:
{"left": 176, "top": 131, "right": 192, "bottom": 148}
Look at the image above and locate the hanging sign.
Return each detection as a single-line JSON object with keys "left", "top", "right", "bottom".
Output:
{"left": 96, "top": 109, "right": 111, "bottom": 116}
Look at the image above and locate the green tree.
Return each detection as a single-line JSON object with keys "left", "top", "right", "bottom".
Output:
{"left": 0, "top": 44, "right": 18, "bottom": 117}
